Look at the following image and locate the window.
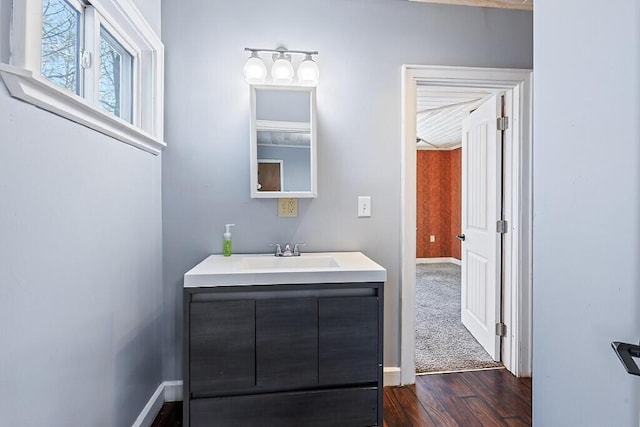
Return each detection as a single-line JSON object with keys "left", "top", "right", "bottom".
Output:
{"left": 0, "top": 0, "right": 165, "bottom": 154}
{"left": 41, "top": 0, "right": 81, "bottom": 95}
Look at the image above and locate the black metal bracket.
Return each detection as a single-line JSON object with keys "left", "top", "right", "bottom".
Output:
{"left": 611, "top": 341, "right": 640, "bottom": 376}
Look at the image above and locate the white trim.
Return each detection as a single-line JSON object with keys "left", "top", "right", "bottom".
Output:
{"left": 383, "top": 366, "right": 401, "bottom": 386}
{"left": 163, "top": 380, "right": 183, "bottom": 402}
{"left": 0, "top": 63, "right": 165, "bottom": 155}
{"left": 401, "top": 65, "right": 533, "bottom": 385}
{"left": 132, "top": 380, "right": 183, "bottom": 427}
{"left": 416, "top": 257, "right": 461, "bottom": 266}
{"left": 131, "top": 383, "right": 164, "bottom": 427}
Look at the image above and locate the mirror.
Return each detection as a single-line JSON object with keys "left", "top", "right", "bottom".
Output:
{"left": 250, "top": 85, "right": 317, "bottom": 198}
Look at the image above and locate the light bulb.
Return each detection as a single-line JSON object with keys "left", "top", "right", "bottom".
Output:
{"left": 271, "top": 54, "right": 294, "bottom": 83}
{"left": 243, "top": 52, "right": 267, "bottom": 83}
{"left": 297, "top": 55, "right": 319, "bottom": 84}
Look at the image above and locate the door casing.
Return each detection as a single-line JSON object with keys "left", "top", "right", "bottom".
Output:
{"left": 399, "top": 65, "right": 532, "bottom": 385}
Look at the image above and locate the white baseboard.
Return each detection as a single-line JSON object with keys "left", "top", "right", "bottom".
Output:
{"left": 163, "top": 381, "right": 183, "bottom": 402}
{"left": 417, "top": 257, "right": 461, "bottom": 266}
{"left": 132, "top": 380, "right": 184, "bottom": 427}
{"left": 384, "top": 366, "right": 401, "bottom": 386}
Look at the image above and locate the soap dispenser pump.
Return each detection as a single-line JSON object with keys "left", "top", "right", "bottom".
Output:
{"left": 223, "top": 224, "right": 235, "bottom": 257}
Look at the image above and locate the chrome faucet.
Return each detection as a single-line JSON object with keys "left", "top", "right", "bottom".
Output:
{"left": 269, "top": 243, "right": 306, "bottom": 256}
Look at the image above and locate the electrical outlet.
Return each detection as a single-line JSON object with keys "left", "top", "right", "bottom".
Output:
{"left": 278, "top": 198, "right": 298, "bottom": 217}
{"left": 430, "top": 235, "right": 436, "bottom": 242}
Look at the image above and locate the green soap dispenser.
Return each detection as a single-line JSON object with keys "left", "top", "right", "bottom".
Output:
{"left": 223, "top": 224, "right": 235, "bottom": 256}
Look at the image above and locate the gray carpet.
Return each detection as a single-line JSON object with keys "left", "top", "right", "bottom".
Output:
{"left": 415, "top": 263, "right": 502, "bottom": 373}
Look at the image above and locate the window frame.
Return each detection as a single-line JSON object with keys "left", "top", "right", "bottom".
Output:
{"left": 0, "top": 0, "right": 165, "bottom": 155}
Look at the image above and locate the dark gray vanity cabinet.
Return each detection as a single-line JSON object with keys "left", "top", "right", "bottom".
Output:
{"left": 183, "top": 283, "right": 384, "bottom": 427}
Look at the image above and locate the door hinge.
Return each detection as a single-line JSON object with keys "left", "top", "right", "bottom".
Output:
{"left": 497, "top": 116, "right": 509, "bottom": 131}
{"left": 496, "top": 322, "right": 507, "bottom": 337}
{"left": 80, "top": 51, "right": 92, "bottom": 69}
{"left": 497, "top": 220, "right": 508, "bottom": 234}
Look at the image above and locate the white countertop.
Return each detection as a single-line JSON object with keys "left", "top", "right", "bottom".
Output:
{"left": 184, "top": 252, "right": 387, "bottom": 287}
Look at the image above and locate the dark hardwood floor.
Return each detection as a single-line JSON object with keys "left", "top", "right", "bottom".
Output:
{"left": 384, "top": 368, "right": 531, "bottom": 426}
{"left": 152, "top": 368, "right": 531, "bottom": 426}
{"left": 151, "top": 401, "right": 182, "bottom": 427}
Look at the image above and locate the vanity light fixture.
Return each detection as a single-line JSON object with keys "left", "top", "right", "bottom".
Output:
{"left": 243, "top": 47, "right": 319, "bottom": 85}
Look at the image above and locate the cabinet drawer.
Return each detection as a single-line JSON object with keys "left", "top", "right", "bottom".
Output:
{"left": 190, "top": 388, "right": 379, "bottom": 427}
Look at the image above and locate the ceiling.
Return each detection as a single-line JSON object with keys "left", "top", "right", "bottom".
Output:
{"left": 408, "top": 0, "right": 532, "bottom": 11}
{"left": 416, "top": 85, "right": 498, "bottom": 150}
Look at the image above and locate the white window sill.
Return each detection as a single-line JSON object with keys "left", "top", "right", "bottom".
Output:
{"left": 0, "top": 63, "right": 166, "bottom": 155}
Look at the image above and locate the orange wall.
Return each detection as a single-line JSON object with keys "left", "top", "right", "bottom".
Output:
{"left": 450, "top": 148, "right": 461, "bottom": 260}
{"left": 416, "top": 148, "right": 461, "bottom": 259}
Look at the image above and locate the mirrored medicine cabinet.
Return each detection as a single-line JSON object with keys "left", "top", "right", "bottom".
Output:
{"left": 249, "top": 85, "right": 317, "bottom": 198}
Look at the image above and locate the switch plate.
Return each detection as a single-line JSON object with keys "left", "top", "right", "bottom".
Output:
{"left": 430, "top": 235, "right": 436, "bottom": 242}
{"left": 358, "top": 196, "right": 371, "bottom": 218}
{"left": 278, "top": 198, "right": 298, "bottom": 217}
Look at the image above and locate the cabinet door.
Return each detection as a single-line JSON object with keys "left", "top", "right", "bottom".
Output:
{"left": 256, "top": 298, "right": 318, "bottom": 389}
{"left": 319, "top": 296, "right": 379, "bottom": 385}
{"left": 189, "top": 300, "right": 255, "bottom": 396}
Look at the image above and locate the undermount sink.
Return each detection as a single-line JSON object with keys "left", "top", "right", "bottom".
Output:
{"left": 184, "top": 252, "right": 386, "bottom": 287}
{"left": 240, "top": 255, "right": 339, "bottom": 270}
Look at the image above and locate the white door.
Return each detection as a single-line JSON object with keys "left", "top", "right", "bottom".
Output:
{"left": 461, "top": 94, "right": 502, "bottom": 361}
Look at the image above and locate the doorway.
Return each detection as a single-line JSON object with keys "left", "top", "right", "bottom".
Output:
{"left": 415, "top": 90, "right": 506, "bottom": 374}
{"left": 400, "top": 65, "right": 533, "bottom": 385}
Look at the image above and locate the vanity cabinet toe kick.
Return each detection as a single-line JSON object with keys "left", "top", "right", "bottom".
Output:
{"left": 183, "top": 282, "right": 384, "bottom": 427}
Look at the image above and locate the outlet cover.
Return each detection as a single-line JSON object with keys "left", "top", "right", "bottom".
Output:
{"left": 430, "top": 235, "right": 436, "bottom": 242}
{"left": 278, "top": 198, "right": 298, "bottom": 217}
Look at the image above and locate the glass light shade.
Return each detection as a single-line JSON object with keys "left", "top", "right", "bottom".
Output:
{"left": 243, "top": 55, "right": 267, "bottom": 82}
{"left": 271, "top": 57, "right": 294, "bottom": 83}
{"left": 297, "top": 57, "right": 319, "bottom": 84}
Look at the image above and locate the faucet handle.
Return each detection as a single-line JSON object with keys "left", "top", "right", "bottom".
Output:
{"left": 293, "top": 243, "right": 306, "bottom": 256}
{"left": 268, "top": 243, "right": 282, "bottom": 256}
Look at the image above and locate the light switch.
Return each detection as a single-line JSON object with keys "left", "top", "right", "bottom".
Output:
{"left": 358, "top": 196, "right": 371, "bottom": 218}
{"left": 430, "top": 235, "right": 436, "bottom": 242}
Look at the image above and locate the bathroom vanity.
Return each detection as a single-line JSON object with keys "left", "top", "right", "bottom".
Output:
{"left": 183, "top": 252, "right": 386, "bottom": 426}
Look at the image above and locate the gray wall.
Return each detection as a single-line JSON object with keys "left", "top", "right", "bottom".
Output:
{"left": 0, "top": 1, "right": 164, "bottom": 426}
{"left": 161, "top": 0, "right": 532, "bottom": 379}
{"left": 533, "top": 0, "right": 640, "bottom": 425}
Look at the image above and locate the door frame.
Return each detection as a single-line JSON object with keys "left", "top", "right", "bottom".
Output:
{"left": 400, "top": 65, "right": 532, "bottom": 385}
